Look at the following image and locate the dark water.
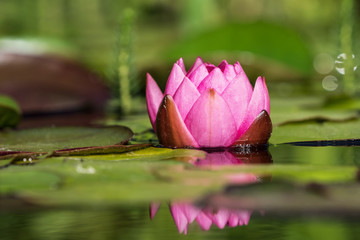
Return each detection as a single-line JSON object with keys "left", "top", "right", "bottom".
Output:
{"left": 1, "top": 144, "right": 360, "bottom": 239}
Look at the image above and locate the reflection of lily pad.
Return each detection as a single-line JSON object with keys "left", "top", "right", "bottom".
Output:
{"left": 0, "top": 95, "right": 21, "bottom": 128}
{"left": 199, "top": 181, "right": 360, "bottom": 215}
{"left": 0, "top": 126, "right": 133, "bottom": 152}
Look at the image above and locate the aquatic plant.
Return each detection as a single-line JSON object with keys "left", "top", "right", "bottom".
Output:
{"left": 146, "top": 57, "right": 272, "bottom": 148}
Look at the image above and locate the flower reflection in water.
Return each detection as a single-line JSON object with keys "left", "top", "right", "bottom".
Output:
{"left": 150, "top": 149, "right": 271, "bottom": 234}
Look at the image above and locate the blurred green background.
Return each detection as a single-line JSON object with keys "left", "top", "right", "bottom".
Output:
{"left": 0, "top": 0, "right": 358, "bottom": 116}
{"left": 1, "top": 2, "right": 360, "bottom": 239}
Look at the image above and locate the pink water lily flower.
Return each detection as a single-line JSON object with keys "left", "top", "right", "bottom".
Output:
{"left": 146, "top": 57, "right": 272, "bottom": 148}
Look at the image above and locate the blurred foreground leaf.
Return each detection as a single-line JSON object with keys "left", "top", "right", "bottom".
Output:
{"left": 0, "top": 95, "right": 21, "bottom": 128}
{"left": 0, "top": 51, "right": 109, "bottom": 116}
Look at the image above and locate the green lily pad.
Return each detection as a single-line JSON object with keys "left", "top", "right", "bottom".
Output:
{"left": 0, "top": 95, "right": 21, "bottom": 129}
{"left": 0, "top": 170, "right": 61, "bottom": 193}
{"left": 0, "top": 126, "right": 133, "bottom": 152}
{"left": 270, "top": 119, "right": 360, "bottom": 144}
{"left": 74, "top": 147, "right": 206, "bottom": 161}
{"left": 0, "top": 148, "right": 356, "bottom": 206}
{"left": 270, "top": 97, "right": 359, "bottom": 126}
{"left": 52, "top": 144, "right": 151, "bottom": 157}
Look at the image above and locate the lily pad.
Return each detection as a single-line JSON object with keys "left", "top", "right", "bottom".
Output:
{"left": 270, "top": 97, "right": 359, "bottom": 126}
{"left": 0, "top": 95, "right": 21, "bottom": 128}
{"left": 271, "top": 119, "right": 360, "bottom": 144}
{"left": 0, "top": 149, "right": 356, "bottom": 206}
{"left": 75, "top": 147, "right": 206, "bottom": 161}
{"left": 52, "top": 144, "right": 151, "bottom": 157}
{"left": 0, "top": 126, "right": 133, "bottom": 152}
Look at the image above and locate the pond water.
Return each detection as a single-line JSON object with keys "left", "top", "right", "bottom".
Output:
{"left": 1, "top": 204, "right": 360, "bottom": 239}
{"left": 1, "top": 143, "right": 360, "bottom": 239}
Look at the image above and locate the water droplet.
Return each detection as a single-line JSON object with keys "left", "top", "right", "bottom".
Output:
{"left": 322, "top": 75, "right": 338, "bottom": 91}
{"left": 335, "top": 53, "right": 357, "bottom": 75}
{"left": 313, "top": 53, "right": 334, "bottom": 74}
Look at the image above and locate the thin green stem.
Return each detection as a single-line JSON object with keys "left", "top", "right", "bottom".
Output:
{"left": 117, "top": 8, "right": 135, "bottom": 115}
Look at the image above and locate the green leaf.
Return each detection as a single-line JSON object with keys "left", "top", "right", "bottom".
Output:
{"left": 270, "top": 119, "right": 360, "bottom": 144}
{"left": 0, "top": 126, "right": 133, "bottom": 152}
{"left": 74, "top": 147, "right": 206, "bottom": 161}
{"left": 0, "top": 95, "right": 21, "bottom": 129}
{"left": 0, "top": 151, "right": 355, "bottom": 206}
{"left": 0, "top": 170, "right": 61, "bottom": 192}
{"left": 52, "top": 144, "right": 151, "bottom": 157}
{"left": 167, "top": 22, "right": 313, "bottom": 75}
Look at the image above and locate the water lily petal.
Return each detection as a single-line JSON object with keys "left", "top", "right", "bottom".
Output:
{"left": 232, "top": 110, "right": 272, "bottom": 146}
{"left": 181, "top": 204, "right": 200, "bottom": 223}
{"left": 146, "top": 73, "right": 163, "bottom": 131}
{"left": 156, "top": 95, "right": 199, "bottom": 148}
{"left": 238, "top": 211, "right": 252, "bottom": 226}
{"left": 228, "top": 213, "right": 239, "bottom": 227}
{"left": 263, "top": 77, "right": 270, "bottom": 114}
{"left": 187, "top": 56, "right": 204, "bottom": 76}
{"left": 195, "top": 151, "right": 241, "bottom": 166}
{"left": 170, "top": 204, "right": 188, "bottom": 234}
{"left": 187, "top": 63, "right": 209, "bottom": 87}
{"left": 197, "top": 68, "right": 228, "bottom": 94}
{"left": 176, "top": 57, "right": 186, "bottom": 74}
{"left": 164, "top": 63, "right": 186, "bottom": 96}
{"left": 173, "top": 77, "right": 200, "bottom": 119}
{"left": 212, "top": 209, "right": 230, "bottom": 229}
{"left": 237, "top": 77, "right": 269, "bottom": 137}
{"left": 223, "top": 64, "right": 237, "bottom": 81}
{"left": 222, "top": 71, "right": 253, "bottom": 128}
{"left": 217, "top": 60, "right": 237, "bottom": 81}
{"left": 150, "top": 202, "right": 161, "bottom": 219}
{"left": 204, "top": 62, "right": 216, "bottom": 72}
{"left": 196, "top": 211, "right": 212, "bottom": 230}
{"left": 234, "top": 61, "right": 245, "bottom": 74}
{"left": 185, "top": 89, "right": 237, "bottom": 147}
{"left": 218, "top": 60, "right": 229, "bottom": 70}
